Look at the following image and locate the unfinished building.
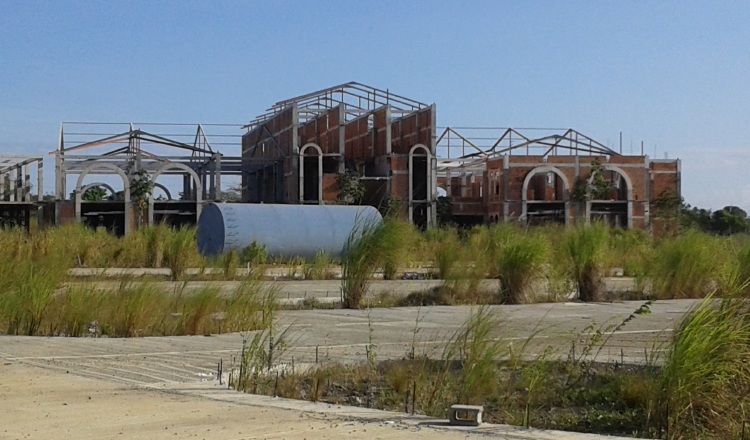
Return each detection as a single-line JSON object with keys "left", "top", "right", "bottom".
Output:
{"left": 52, "top": 123, "right": 243, "bottom": 235}
{"left": 0, "top": 156, "right": 43, "bottom": 230}
{"left": 436, "top": 128, "right": 681, "bottom": 232}
{"left": 38, "top": 83, "right": 680, "bottom": 235}
{"left": 240, "top": 82, "right": 437, "bottom": 228}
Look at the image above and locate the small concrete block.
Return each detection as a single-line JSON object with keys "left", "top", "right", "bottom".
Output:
{"left": 448, "top": 404, "right": 483, "bottom": 426}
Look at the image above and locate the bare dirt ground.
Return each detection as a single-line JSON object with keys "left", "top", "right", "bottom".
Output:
{"left": 0, "top": 362, "right": 481, "bottom": 440}
{"left": 0, "top": 301, "right": 695, "bottom": 439}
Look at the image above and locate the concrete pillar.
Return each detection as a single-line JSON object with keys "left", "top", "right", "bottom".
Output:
{"left": 15, "top": 166, "right": 23, "bottom": 201}
{"left": 37, "top": 160, "right": 43, "bottom": 202}
{"left": 24, "top": 165, "right": 31, "bottom": 202}
{"left": 8, "top": 168, "right": 16, "bottom": 202}
{"left": 213, "top": 153, "right": 222, "bottom": 200}
{"left": 503, "top": 156, "right": 510, "bottom": 222}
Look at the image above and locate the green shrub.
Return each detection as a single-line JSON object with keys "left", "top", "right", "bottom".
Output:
{"left": 164, "top": 227, "right": 199, "bottom": 280}
{"left": 659, "top": 294, "right": 750, "bottom": 438}
{"left": 496, "top": 232, "right": 548, "bottom": 304}
{"left": 650, "top": 230, "right": 728, "bottom": 299}
{"left": 565, "top": 224, "right": 609, "bottom": 302}
{"left": 240, "top": 241, "right": 269, "bottom": 265}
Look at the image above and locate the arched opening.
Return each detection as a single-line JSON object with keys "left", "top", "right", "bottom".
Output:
{"left": 75, "top": 164, "right": 131, "bottom": 236}
{"left": 409, "top": 144, "right": 430, "bottom": 229}
{"left": 588, "top": 165, "right": 632, "bottom": 228}
{"left": 152, "top": 183, "right": 173, "bottom": 201}
{"left": 300, "top": 143, "right": 322, "bottom": 204}
{"left": 80, "top": 182, "right": 118, "bottom": 200}
{"left": 521, "top": 166, "right": 570, "bottom": 226}
{"left": 527, "top": 171, "right": 566, "bottom": 201}
{"left": 149, "top": 163, "right": 203, "bottom": 228}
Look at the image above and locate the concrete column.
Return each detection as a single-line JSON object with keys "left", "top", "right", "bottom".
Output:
{"left": 338, "top": 105, "right": 347, "bottom": 174}
{"left": 24, "top": 165, "right": 31, "bottom": 202}
{"left": 56, "top": 124, "right": 66, "bottom": 200}
{"left": 291, "top": 103, "right": 300, "bottom": 203}
{"left": 503, "top": 156, "right": 510, "bottom": 222}
{"left": 202, "top": 171, "right": 208, "bottom": 201}
{"left": 8, "top": 168, "right": 16, "bottom": 201}
{"left": 182, "top": 175, "right": 191, "bottom": 200}
{"left": 214, "top": 153, "right": 222, "bottom": 200}
{"left": 15, "top": 166, "right": 23, "bottom": 201}
{"left": 37, "top": 160, "right": 43, "bottom": 202}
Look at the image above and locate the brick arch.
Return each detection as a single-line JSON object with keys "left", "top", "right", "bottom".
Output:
{"left": 299, "top": 142, "right": 323, "bottom": 204}
{"left": 521, "top": 165, "right": 570, "bottom": 201}
{"left": 587, "top": 164, "right": 633, "bottom": 201}
{"left": 520, "top": 165, "right": 571, "bottom": 226}
{"left": 585, "top": 164, "right": 634, "bottom": 229}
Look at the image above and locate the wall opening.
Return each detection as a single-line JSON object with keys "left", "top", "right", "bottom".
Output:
{"left": 302, "top": 154, "right": 320, "bottom": 202}
{"left": 410, "top": 147, "right": 429, "bottom": 229}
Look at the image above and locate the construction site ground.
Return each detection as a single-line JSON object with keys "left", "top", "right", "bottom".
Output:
{"left": 0, "top": 299, "right": 698, "bottom": 439}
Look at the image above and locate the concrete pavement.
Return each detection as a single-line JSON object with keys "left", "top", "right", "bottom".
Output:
{"left": 1, "top": 300, "right": 697, "bottom": 439}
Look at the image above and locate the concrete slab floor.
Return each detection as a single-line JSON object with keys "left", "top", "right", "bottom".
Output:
{"left": 0, "top": 301, "right": 697, "bottom": 439}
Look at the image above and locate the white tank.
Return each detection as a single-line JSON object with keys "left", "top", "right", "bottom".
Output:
{"left": 197, "top": 203, "right": 383, "bottom": 258}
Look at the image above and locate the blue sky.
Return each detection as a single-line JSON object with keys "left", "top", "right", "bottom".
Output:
{"left": 1, "top": 0, "right": 748, "bottom": 209}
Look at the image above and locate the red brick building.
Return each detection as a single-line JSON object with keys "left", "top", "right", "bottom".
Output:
{"left": 437, "top": 128, "right": 680, "bottom": 233}
{"left": 241, "top": 83, "right": 437, "bottom": 228}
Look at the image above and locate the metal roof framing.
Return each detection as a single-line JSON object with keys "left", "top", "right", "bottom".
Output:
{"left": 244, "top": 82, "right": 430, "bottom": 129}
{"left": 436, "top": 127, "right": 621, "bottom": 173}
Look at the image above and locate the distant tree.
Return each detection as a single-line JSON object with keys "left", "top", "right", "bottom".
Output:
{"left": 680, "top": 203, "right": 712, "bottom": 231}
{"left": 678, "top": 202, "right": 749, "bottom": 236}
{"left": 82, "top": 187, "right": 107, "bottom": 201}
{"left": 710, "top": 206, "right": 749, "bottom": 235}
{"left": 220, "top": 184, "right": 242, "bottom": 202}
{"left": 70, "top": 186, "right": 108, "bottom": 201}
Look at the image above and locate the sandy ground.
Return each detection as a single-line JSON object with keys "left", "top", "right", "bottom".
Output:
{"left": 0, "top": 301, "right": 688, "bottom": 439}
{"left": 0, "top": 362, "right": 480, "bottom": 440}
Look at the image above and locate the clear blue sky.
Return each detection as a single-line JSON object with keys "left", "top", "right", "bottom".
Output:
{"left": 1, "top": 0, "right": 748, "bottom": 209}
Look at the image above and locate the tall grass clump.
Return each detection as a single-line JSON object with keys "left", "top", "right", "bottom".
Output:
{"left": 47, "top": 284, "right": 103, "bottom": 337}
{"left": 565, "top": 223, "right": 609, "bottom": 302}
{"left": 0, "top": 232, "right": 70, "bottom": 335}
{"left": 425, "top": 227, "right": 462, "bottom": 279}
{"left": 164, "top": 227, "right": 200, "bottom": 280}
{"left": 443, "top": 306, "right": 506, "bottom": 405}
{"left": 302, "top": 251, "right": 334, "bottom": 280}
{"left": 43, "top": 223, "right": 119, "bottom": 267}
{"left": 99, "top": 283, "right": 169, "bottom": 337}
{"left": 0, "top": 258, "right": 68, "bottom": 335}
{"left": 143, "top": 223, "right": 172, "bottom": 267}
{"left": 340, "top": 218, "right": 389, "bottom": 309}
{"left": 220, "top": 249, "right": 240, "bottom": 279}
{"left": 175, "top": 286, "right": 222, "bottom": 335}
{"left": 428, "top": 227, "right": 494, "bottom": 304}
{"left": 650, "top": 230, "right": 728, "bottom": 299}
{"left": 495, "top": 231, "right": 548, "bottom": 304}
{"left": 658, "top": 293, "right": 750, "bottom": 438}
{"left": 606, "top": 228, "right": 652, "bottom": 279}
{"left": 380, "top": 221, "right": 417, "bottom": 280}
{"left": 223, "top": 281, "right": 277, "bottom": 332}
{"left": 341, "top": 218, "right": 414, "bottom": 308}
{"left": 733, "top": 239, "right": 750, "bottom": 294}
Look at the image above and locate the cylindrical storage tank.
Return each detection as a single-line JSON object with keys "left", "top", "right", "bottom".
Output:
{"left": 197, "top": 203, "right": 383, "bottom": 259}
